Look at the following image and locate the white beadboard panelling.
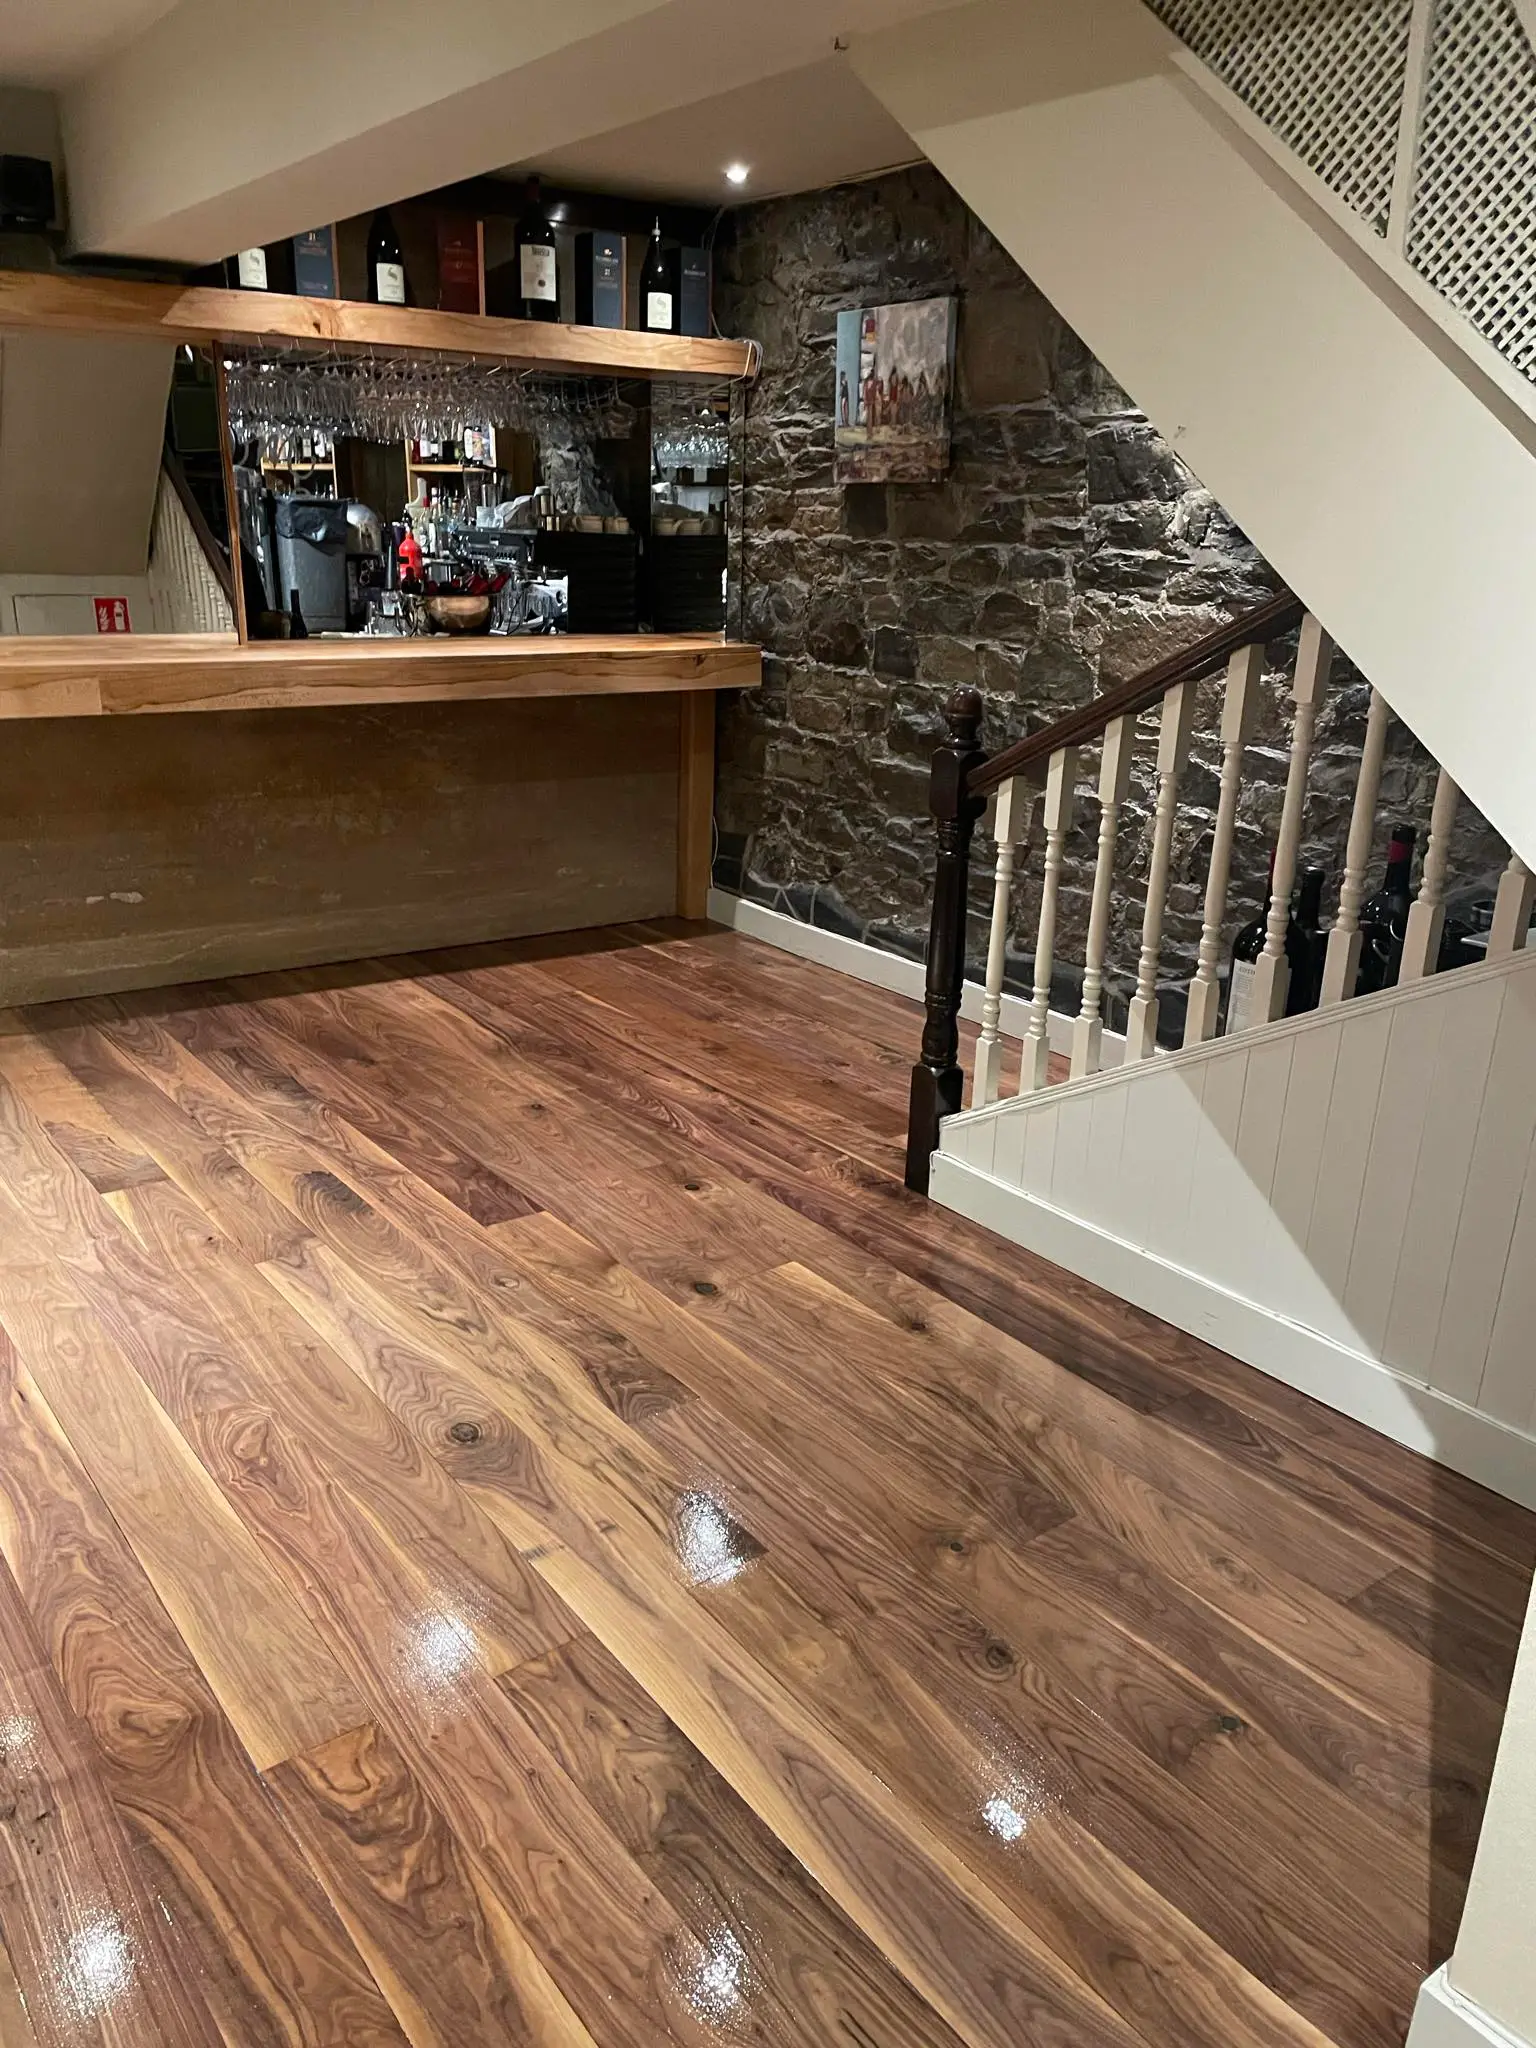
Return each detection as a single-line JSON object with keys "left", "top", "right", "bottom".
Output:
{"left": 1345, "top": 996, "right": 1449, "bottom": 1358}
{"left": 1182, "top": 1043, "right": 1250, "bottom": 1283}
{"left": 1269, "top": 1017, "right": 1342, "bottom": 1252}
{"left": 1306, "top": 1005, "right": 1394, "bottom": 1336}
{"left": 1384, "top": 972, "right": 1506, "bottom": 1387}
{"left": 1437, "top": 967, "right": 1536, "bottom": 1400}
{"left": 1050, "top": 1077, "right": 1094, "bottom": 1216}
{"left": 992, "top": 1101, "right": 1028, "bottom": 1187}
{"left": 1225, "top": 1034, "right": 1296, "bottom": 1307}
{"left": 1479, "top": 1136, "right": 1536, "bottom": 1431}
{"left": 1119, "top": 1060, "right": 1207, "bottom": 1263}
{"left": 1020, "top": 1100, "right": 1058, "bottom": 1198}
{"left": 1084, "top": 1083, "right": 1130, "bottom": 1237}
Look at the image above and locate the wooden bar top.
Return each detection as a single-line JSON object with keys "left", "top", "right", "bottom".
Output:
{"left": 0, "top": 633, "right": 760, "bottom": 719}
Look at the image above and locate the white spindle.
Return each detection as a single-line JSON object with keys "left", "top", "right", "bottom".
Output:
{"left": 1399, "top": 766, "right": 1460, "bottom": 981}
{"left": 1320, "top": 686, "right": 1391, "bottom": 1006}
{"left": 1019, "top": 746, "right": 1077, "bottom": 1092}
{"left": 1125, "top": 682, "right": 1197, "bottom": 1062}
{"left": 1184, "top": 645, "right": 1262, "bottom": 1046}
{"left": 1250, "top": 613, "right": 1333, "bottom": 1024}
{"left": 1071, "top": 715, "right": 1134, "bottom": 1079}
{"left": 972, "top": 778, "right": 1028, "bottom": 1108}
{"left": 1488, "top": 854, "right": 1535, "bottom": 959}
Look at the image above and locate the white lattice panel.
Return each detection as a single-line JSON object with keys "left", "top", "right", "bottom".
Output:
{"left": 1148, "top": 0, "right": 1413, "bottom": 231}
{"left": 1407, "top": 0, "right": 1536, "bottom": 380}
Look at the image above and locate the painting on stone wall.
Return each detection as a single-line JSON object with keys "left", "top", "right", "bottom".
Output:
{"left": 834, "top": 296, "right": 956, "bottom": 483}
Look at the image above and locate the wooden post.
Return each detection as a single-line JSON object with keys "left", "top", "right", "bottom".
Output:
{"left": 1125, "top": 680, "right": 1197, "bottom": 1062}
{"left": 1185, "top": 645, "right": 1262, "bottom": 1045}
{"left": 676, "top": 692, "right": 716, "bottom": 920}
{"left": 213, "top": 353, "right": 249, "bottom": 644}
{"left": 1489, "top": 854, "right": 1535, "bottom": 958}
{"left": 1020, "top": 745, "right": 1077, "bottom": 1092}
{"left": 905, "top": 689, "right": 986, "bottom": 1195}
{"left": 1399, "top": 765, "right": 1460, "bottom": 981}
{"left": 973, "top": 778, "right": 1029, "bottom": 1110}
{"left": 1320, "top": 685, "right": 1391, "bottom": 1005}
{"left": 1071, "top": 715, "right": 1133, "bottom": 1079}
{"left": 1251, "top": 613, "right": 1333, "bottom": 1023}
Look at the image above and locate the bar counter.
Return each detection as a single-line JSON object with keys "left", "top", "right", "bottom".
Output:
{"left": 0, "top": 632, "right": 759, "bottom": 1007}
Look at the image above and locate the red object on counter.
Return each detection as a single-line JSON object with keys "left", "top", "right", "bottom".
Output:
{"left": 398, "top": 529, "right": 423, "bottom": 582}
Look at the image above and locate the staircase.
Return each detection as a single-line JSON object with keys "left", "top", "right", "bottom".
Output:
{"left": 902, "top": 593, "right": 1536, "bottom": 1508}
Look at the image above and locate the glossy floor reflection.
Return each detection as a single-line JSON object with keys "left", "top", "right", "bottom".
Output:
{"left": 0, "top": 918, "right": 1528, "bottom": 2047}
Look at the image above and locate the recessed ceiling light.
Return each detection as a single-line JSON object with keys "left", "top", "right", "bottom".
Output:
{"left": 724, "top": 163, "right": 750, "bottom": 187}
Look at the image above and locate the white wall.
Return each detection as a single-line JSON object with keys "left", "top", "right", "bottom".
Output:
{"left": 850, "top": 0, "right": 1536, "bottom": 872}
{"left": 935, "top": 948, "right": 1536, "bottom": 1507}
{"left": 1445, "top": 1573, "right": 1536, "bottom": 2042}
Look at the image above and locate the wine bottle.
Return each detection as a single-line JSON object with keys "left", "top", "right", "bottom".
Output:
{"left": 1355, "top": 825, "right": 1417, "bottom": 996}
{"left": 513, "top": 177, "right": 559, "bottom": 322}
{"left": 367, "top": 208, "right": 407, "bottom": 305}
{"left": 1286, "top": 866, "right": 1327, "bottom": 1017}
{"left": 1225, "top": 888, "right": 1269, "bottom": 1036}
{"left": 287, "top": 587, "right": 309, "bottom": 640}
{"left": 640, "top": 217, "right": 675, "bottom": 334}
{"left": 230, "top": 246, "right": 269, "bottom": 290}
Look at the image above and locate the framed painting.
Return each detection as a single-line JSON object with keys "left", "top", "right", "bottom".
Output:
{"left": 834, "top": 296, "right": 956, "bottom": 483}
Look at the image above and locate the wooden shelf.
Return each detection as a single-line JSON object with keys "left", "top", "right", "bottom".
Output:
{"left": 0, "top": 632, "right": 759, "bottom": 720}
{"left": 0, "top": 270, "right": 756, "bottom": 381}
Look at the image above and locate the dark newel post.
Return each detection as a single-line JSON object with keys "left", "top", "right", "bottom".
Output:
{"left": 905, "top": 688, "right": 986, "bottom": 1194}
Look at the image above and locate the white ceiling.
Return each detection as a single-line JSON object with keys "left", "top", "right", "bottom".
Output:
{"left": 495, "top": 58, "right": 923, "bottom": 208}
{"left": 0, "top": 0, "right": 177, "bottom": 86}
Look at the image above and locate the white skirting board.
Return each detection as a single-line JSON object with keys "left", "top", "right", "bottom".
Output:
{"left": 706, "top": 888, "right": 1127, "bottom": 1065}
{"left": 1407, "top": 1968, "right": 1533, "bottom": 2048}
{"left": 929, "top": 1152, "right": 1536, "bottom": 1511}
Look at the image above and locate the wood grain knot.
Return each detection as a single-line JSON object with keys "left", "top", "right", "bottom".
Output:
{"left": 447, "top": 1421, "right": 482, "bottom": 1446}
{"left": 692, "top": 1281, "right": 718, "bottom": 1297}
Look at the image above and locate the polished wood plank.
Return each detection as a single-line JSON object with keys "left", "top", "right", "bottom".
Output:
{"left": 0, "top": 1344, "right": 408, "bottom": 2046}
{"left": 268, "top": 1720, "right": 601, "bottom": 2048}
{"left": 0, "top": 1554, "right": 224, "bottom": 2047}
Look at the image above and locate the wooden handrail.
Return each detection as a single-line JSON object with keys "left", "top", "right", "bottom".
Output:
{"left": 968, "top": 588, "right": 1304, "bottom": 798}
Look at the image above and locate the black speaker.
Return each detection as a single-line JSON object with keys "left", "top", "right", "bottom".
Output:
{"left": 0, "top": 155, "right": 54, "bottom": 228}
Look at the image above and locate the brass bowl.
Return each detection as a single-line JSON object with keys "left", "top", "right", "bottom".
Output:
{"left": 425, "top": 594, "right": 493, "bottom": 636}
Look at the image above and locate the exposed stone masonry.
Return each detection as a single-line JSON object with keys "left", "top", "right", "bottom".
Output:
{"left": 712, "top": 165, "right": 1504, "bottom": 1037}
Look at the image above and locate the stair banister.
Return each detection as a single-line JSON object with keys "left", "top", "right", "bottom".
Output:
{"left": 905, "top": 590, "right": 1303, "bottom": 1193}
{"left": 973, "top": 777, "right": 1029, "bottom": 1109}
{"left": 1321, "top": 686, "right": 1392, "bottom": 1006}
{"left": 1186, "top": 644, "right": 1264, "bottom": 1045}
{"left": 1250, "top": 614, "right": 1333, "bottom": 1025}
{"left": 905, "top": 688, "right": 986, "bottom": 1194}
{"left": 1072, "top": 714, "right": 1134, "bottom": 1079}
{"left": 1400, "top": 766, "right": 1461, "bottom": 982}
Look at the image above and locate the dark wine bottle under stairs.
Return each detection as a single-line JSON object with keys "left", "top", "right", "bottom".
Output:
{"left": 287, "top": 587, "right": 309, "bottom": 640}
{"left": 1225, "top": 861, "right": 1328, "bottom": 1032}
{"left": 1355, "top": 825, "right": 1417, "bottom": 996}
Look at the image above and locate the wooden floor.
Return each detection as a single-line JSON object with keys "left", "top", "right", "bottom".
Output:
{"left": 0, "top": 920, "right": 1529, "bottom": 2048}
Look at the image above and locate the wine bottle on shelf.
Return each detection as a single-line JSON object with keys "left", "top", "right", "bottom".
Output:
{"left": 1286, "top": 866, "right": 1327, "bottom": 1017}
{"left": 640, "top": 217, "right": 675, "bottom": 334}
{"left": 513, "top": 177, "right": 559, "bottom": 322}
{"left": 229, "top": 246, "right": 269, "bottom": 290}
{"left": 367, "top": 208, "right": 407, "bottom": 305}
{"left": 287, "top": 587, "right": 309, "bottom": 640}
{"left": 1225, "top": 883, "right": 1269, "bottom": 1036}
{"left": 1355, "top": 825, "right": 1417, "bottom": 996}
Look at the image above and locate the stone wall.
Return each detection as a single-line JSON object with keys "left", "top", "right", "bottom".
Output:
{"left": 712, "top": 165, "right": 1505, "bottom": 1036}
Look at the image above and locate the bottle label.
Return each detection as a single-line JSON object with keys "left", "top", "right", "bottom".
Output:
{"left": 647, "top": 290, "right": 674, "bottom": 331}
{"left": 519, "top": 244, "right": 557, "bottom": 302}
{"left": 237, "top": 247, "right": 268, "bottom": 290}
{"left": 375, "top": 261, "right": 406, "bottom": 305}
{"left": 1226, "top": 959, "right": 1256, "bottom": 1035}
